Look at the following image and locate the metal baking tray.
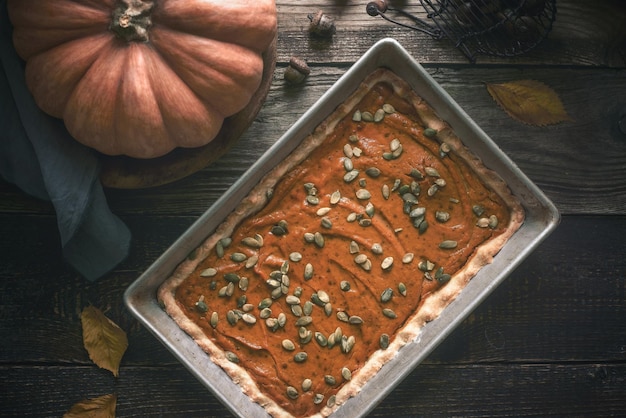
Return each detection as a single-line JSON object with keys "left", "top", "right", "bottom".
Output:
{"left": 124, "top": 38, "right": 560, "bottom": 418}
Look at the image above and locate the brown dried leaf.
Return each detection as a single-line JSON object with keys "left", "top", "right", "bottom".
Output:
{"left": 81, "top": 306, "right": 128, "bottom": 377}
{"left": 486, "top": 80, "right": 571, "bottom": 126}
{"left": 63, "top": 393, "right": 116, "bottom": 418}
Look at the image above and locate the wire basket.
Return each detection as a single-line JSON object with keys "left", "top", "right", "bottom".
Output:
{"left": 366, "top": 0, "right": 557, "bottom": 62}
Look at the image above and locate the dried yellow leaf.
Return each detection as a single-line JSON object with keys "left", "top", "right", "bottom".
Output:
{"left": 486, "top": 80, "right": 571, "bottom": 126}
{"left": 63, "top": 393, "right": 116, "bottom": 418}
{"left": 81, "top": 306, "right": 128, "bottom": 377}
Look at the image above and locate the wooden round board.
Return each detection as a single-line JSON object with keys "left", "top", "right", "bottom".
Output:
{"left": 98, "top": 37, "right": 277, "bottom": 189}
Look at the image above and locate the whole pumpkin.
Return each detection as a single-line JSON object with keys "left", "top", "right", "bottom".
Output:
{"left": 7, "top": 0, "right": 277, "bottom": 159}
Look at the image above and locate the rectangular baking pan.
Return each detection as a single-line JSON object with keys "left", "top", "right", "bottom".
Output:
{"left": 124, "top": 38, "right": 560, "bottom": 418}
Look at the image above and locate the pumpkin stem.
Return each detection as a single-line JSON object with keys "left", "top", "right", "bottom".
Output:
{"left": 110, "top": 0, "right": 155, "bottom": 43}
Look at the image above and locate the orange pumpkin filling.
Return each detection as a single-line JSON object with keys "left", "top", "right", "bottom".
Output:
{"left": 160, "top": 69, "right": 523, "bottom": 417}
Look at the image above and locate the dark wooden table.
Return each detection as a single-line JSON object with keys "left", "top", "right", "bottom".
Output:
{"left": 2, "top": 1, "right": 626, "bottom": 416}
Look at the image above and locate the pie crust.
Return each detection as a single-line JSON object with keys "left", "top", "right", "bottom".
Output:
{"left": 158, "top": 68, "right": 525, "bottom": 418}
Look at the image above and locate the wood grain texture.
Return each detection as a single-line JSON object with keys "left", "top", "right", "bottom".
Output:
{"left": 1, "top": 0, "right": 626, "bottom": 417}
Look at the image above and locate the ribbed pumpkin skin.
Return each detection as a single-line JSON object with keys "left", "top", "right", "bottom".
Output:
{"left": 7, "top": 0, "right": 277, "bottom": 158}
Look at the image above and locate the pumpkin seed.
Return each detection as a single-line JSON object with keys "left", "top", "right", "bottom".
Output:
{"left": 409, "top": 168, "right": 424, "bottom": 180}
{"left": 266, "top": 317, "right": 278, "bottom": 330}
{"left": 348, "top": 315, "right": 363, "bottom": 325}
{"left": 315, "top": 331, "right": 328, "bottom": 347}
{"left": 286, "top": 295, "right": 300, "bottom": 305}
{"left": 439, "top": 240, "right": 458, "bottom": 249}
{"left": 382, "top": 151, "right": 394, "bottom": 161}
{"left": 291, "top": 304, "right": 303, "bottom": 317}
{"left": 488, "top": 214, "right": 499, "bottom": 229}
{"left": 356, "top": 189, "right": 371, "bottom": 200}
{"left": 337, "top": 311, "right": 349, "bottom": 322}
{"left": 295, "top": 316, "right": 313, "bottom": 326}
{"left": 330, "top": 190, "right": 341, "bottom": 204}
{"left": 435, "top": 178, "right": 447, "bottom": 188}
{"left": 313, "top": 394, "right": 324, "bottom": 405}
{"left": 258, "top": 298, "right": 273, "bottom": 309}
{"left": 324, "top": 375, "right": 336, "bottom": 386}
{"left": 259, "top": 307, "right": 272, "bottom": 319}
{"left": 245, "top": 256, "right": 258, "bottom": 269}
{"left": 349, "top": 134, "right": 359, "bottom": 143}
{"left": 282, "top": 339, "right": 296, "bottom": 351}
{"left": 216, "top": 241, "right": 224, "bottom": 258}
{"left": 242, "top": 313, "right": 257, "bottom": 325}
{"left": 225, "top": 351, "right": 239, "bottom": 363}
{"left": 374, "top": 108, "right": 385, "bottom": 122}
{"left": 327, "top": 395, "right": 336, "bottom": 407}
{"left": 425, "top": 167, "right": 440, "bottom": 177}
{"left": 354, "top": 253, "right": 368, "bottom": 265}
{"left": 361, "top": 111, "right": 374, "bottom": 122}
{"left": 391, "top": 178, "right": 401, "bottom": 191}
{"left": 324, "top": 302, "right": 332, "bottom": 317}
{"left": 277, "top": 312, "right": 287, "bottom": 327}
{"left": 317, "top": 290, "right": 330, "bottom": 304}
{"left": 340, "top": 280, "right": 351, "bottom": 291}
{"left": 390, "top": 138, "right": 401, "bottom": 152}
{"left": 423, "top": 127, "right": 438, "bottom": 138}
{"left": 343, "top": 143, "right": 354, "bottom": 158}
{"left": 358, "top": 218, "right": 372, "bottom": 227}
{"left": 200, "top": 267, "right": 217, "bottom": 277}
{"left": 392, "top": 144, "right": 403, "bottom": 158}
{"left": 224, "top": 272, "right": 240, "bottom": 283}
{"left": 210, "top": 312, "right": 218, "bottom": 328}
{"left": 352, "top": 146, "right": 362, "bottom": 157}
{"left": 303, "top": 300, "right": 313, "bottom": 316}
{"left": 314, "top": 232, "right": 325, "bottom": 248}
{"left": 382, "top": 308, "right": 397, "bottom": 319}
{"left": 361, "top": 258, "right": 372, "bottom": 271}
{"left": 289, "top": 252, "right": 303, "bottom": 262}
{"left": 230, "top": 252, "right": 247, "bottom": 262}
{"left": 304, "top": 263, "right": 314, "bottom": 280}
{"left": 349, "top": 240, "right": 359, "bottom": 254}
{"left": 381, "top": 287, "right": 393, "bottom": 303}
{"left": 365, "top": 166, "right": 381, "bottom": 178}
{"left": 341, "top": 367, "right": 352, "bottom": 381}
{"left": 383, "top": 103, "right": 395, "bottom": 114}
{"left": 286, "top": 386, "right": 299, "bottom": 399}
{"left": 271, "top": 225, "right": 287, "bottom": 236}
{"left": 343, "top": 157, "right": 354, "bottom": 171}
{"left": 435, "top": 211, "right": 450, "bottom": 222}
{"left": 306, "top": 195, "right": 320, "bottom": 205}
{"left": 302, "top": 378, "right": 313, "bottom": 392}
{"left": 321, "top": 217, "right": 333, "bottom": 229}
{"left": 398, "top": 282, "right": 407, "bottom": 296}
{"left": 195, "top": 300, "right": 208, "bottom": 313}
{"left": 346, "top": 212, "right": 357, "bottom": 222}
{"left": 379, "top": 333, "right": 390, "bottom": 349}
{"left": 303, "top": 232, "right": 315, "bottom": 243}
{"left": 352, "top": 110, "right": 362, "bottom": 121}
{"left": 371, "top": 243, "right": 383, "bottom": 254}
{"left": 316, "top": 207, "right": 331, "bottom": 216}
{"left": 227, "top": 310, "right": 238, "bottom": 325}
{"left": 402, "top": 253, "right": 414, "bottom": 263}
{"left": 381, "top": 256, "right": 394, "bottom": 270}
{"left": 242, "top": 236, "right": 262, "bottom": 248}
{"left": 427, "top": 184, "right": 439, "bottom": 196}
{"left": 472, "top": 204, "right": 485, "bottom": 217}
{"left": 382, "top": 184, "right": 390, "bottom": 199}
{"left": 341, "top": 335, "right": 356, "bottom": 353}
{"left": 476, "top": 217, "right": 490, "bottom": 228}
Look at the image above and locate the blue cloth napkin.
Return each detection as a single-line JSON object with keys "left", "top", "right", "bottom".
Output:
{"left": 0, "top": 1, "right": 131, "bottom": 281}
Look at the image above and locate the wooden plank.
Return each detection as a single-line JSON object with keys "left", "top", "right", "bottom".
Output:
{"left": 104, "top": 66, "right": 626, "bottom": 216}
{"left": 274, "top": 0, "right": 626, "bottom": 67}
{"left": 2, "top": 362, "right": 625, "bottom": 417}
{"left": 1, "top": 216, "right": 624, "bottom": 365}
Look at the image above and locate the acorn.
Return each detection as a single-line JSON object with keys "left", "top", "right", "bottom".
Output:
{"left": 284, "top": 57, "right": 311, "bottom": 84}
{"left": 308, "top": 10, "right": 336, "bottom": 37}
